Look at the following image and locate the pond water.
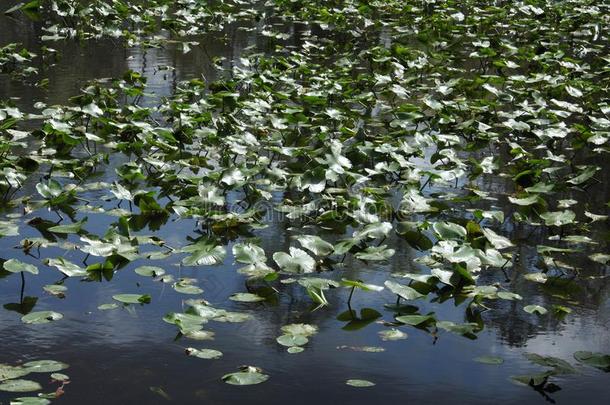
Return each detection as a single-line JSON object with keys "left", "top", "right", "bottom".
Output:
{"left": 1, "top": 1, "right": 609, "bottom": 404}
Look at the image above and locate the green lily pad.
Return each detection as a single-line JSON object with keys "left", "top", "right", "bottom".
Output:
{"left": 23, "top": 360, "right": 68, "bottom": 373}
{"left": 222, "top": 366, "right": 269, "bottom": 386}
{"left": 524, "top": 305, "right": 548, "bottom": 315}
{"left": 10, "top": 398, "right": 51, "bottom": 405}
{"left": 395, "top": 314, "right": 435, "bottom": 326}
{"left": 378, "top": 328, "right": 408, "bottom": 341}
{"left": 173, "top": 281, "right": 203, "bottom": 295}
{"left": 185, "top": 348, "right": 223, "bottom": 360}
{"left": 276, "top": 334, "right": 308, "bottom": 347}
{"left": 0, "top": 379, "right": 42, "bottom": 392}
{"left": 50, "top": 373, "right": 70, "bottom": 382}
{"left": 384, "top": 280, "right": 425, "bottom": 301}
{"left": 0, "top": 365, "right": 30, "bottom": 381}
{"left": 112, "top": 294, "right": 151, "bottom": 304}
{"left": 43, "top": 285, "right": 67, "bottom": 297}
{"left": 574, "top": 351, "right": 610, "bottom": 371}
{"left": 229, "top": 293, "right": 265, "bottom": 302}
{"left": 21, "top": 311, "right": 63, "bottom": 324}
{"left": 134, "top": 266, "right": 165, "bottom": 277}
{"left": 3, "top": 259, "right": 38, "bottom": 275}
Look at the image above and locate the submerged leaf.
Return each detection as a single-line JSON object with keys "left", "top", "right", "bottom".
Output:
{"left": 573, "top": 351, "right": 610, "bottom": 372}
{"left": 474, "top": 356, "right": 504, "bottom": 365}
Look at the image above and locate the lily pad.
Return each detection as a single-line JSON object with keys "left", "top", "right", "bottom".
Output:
{"left": 3, "top": 259, "right": 38, "bottom": 275}
{"left": 346, "top": 379, "right": 375, "bottom": 387}
{"left": 573, "top": 351, "right": 610, "bottom": 372}
{"left": 112, "top": 294, "right": 151, "bottom": 304}
{"left": 474, "top": 356, "right": 504, "bottom": 365}
{"left": 276, "top": 334, "right": 308, "bottom": 347}
{"left": 98, "top": 303, "right": 119, "bottom": 311}
{"left": 23, "top": 360, "right": 68, "bottom": 373}
{"left": 229, "top": 293, "right": 265, "bottom": 303}
{"left": 21, "top": 311, "right": 63, "bottom": 324}
{"left": 0, "top": 365, "right": 30, "bottom": 381}
{"left": 0, "top": 379, "right": 42, "bottom": 392}
{"left": 134, "top": 266, "right": 165, "bottom": 277}
{"left": 222, "top": 366, "right": 269, "bottom": 386}
{"left": 378, "top": 328, "right": 408, "bottom": 341}
{"left": 10, "top": 398, "right": 51, "bottom": 405}
{"left": 524, "top": 305, "right": 548, "bottom": 315}
{"left": 185, "top": 348, "right": 223, "bottom": 360}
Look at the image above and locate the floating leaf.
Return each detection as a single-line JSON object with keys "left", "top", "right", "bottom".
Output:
{"left": 112, "top": 294, "right": 151, "bottom": 304}
{"left": 21, "top": 311, "right": 63, "bottom": 324}
{"left": 185, "top": 348, "right": 223, "bottom": 360}
{"left": 50, "top": 373, "right": 69, "bottom": 382}
{"left": 43, "top": 285, "right": 66, "bottom": 297}
{"left": 346, "top": 379, "right": 375, "bottom": 387}
{"left": 3, "top": 259, "right": 38, "bottom": 275}
{"left": 47, "top": 217, "right": 88, "bottom": 234}
{"left": 173, "top": 280, "right": 203, "bottom": 295}
{"left": 0, "top": 365, "right": 30, "bottom": 381}
{"left": 474, "top": 356, "right": 504, "bottom": 365}
{"left": 355, "top": 245, "right": 395, "bottom": 261}
{"left": 23, "top": 360, "right": 68, "bottom": 373}
{"left": 184, "top": 330, "right": 215, "bottom": 341}
{"left": 524, "top": 273, "right": 548, "bottom": 283}
{"left": 0, "top": 379, "right": 42, "bottom": 392}
{"left": 98, "top": 303, "right": 119, "bottom": 311}
{"left": 573, "top": 351, "right": 610, "bottom": 372}
{"left": 280, "top": 323, "right": 318, "bottom": 337}
{"left": 378, "top": 328, "right": 407, "bottom": 341}
{"left": 384, "top": 280, "right": 425, "bottom": 300}
{"left": 294, "top": 235, "right": 334, "bottom": 256}
{"left": 524, "top": 353, "right": 576, "bottom": 374}
{"left": 395, "top": 314, "right": 435, "bottom": 326}
{"left": 10, "top": 398, "right": 50, "bottom": 405}
{"left": 45, "top": 258, "right": 87, "bottom": 277}
{"left": 273, "top": 247, "right": 316, "bottom": 273}
{"left": 134, "top": 266, "right": 165, "bottom": 277}
{"left": 433, "top": 222, "right": 467, "bottom": 240}
{"left": 222, "top": 366, "right": 269, "bottom": 386}
{"left": 539, "top": 210, "right": 576, "bottom": 227}
{"left": 232, "top": 243, "right": 267, "bottom": 264}
{"left": 181, "top": 239, "right": 226, "bottom": 266}
{"left": 523, "top": 305, "right": 548, "bottom": 315}
{"left": 341, "top": 279, "right": 384, "bottom": 292}
{"left": 229, "top": 293, "right": 265, "bottom": 303}
{"left": 276, "top": 334, "right": 308, "bottom": 347}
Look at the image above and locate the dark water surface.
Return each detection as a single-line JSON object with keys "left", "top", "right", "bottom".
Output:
{"left": 1, "top": 3, "right": 610, "bottom": 405}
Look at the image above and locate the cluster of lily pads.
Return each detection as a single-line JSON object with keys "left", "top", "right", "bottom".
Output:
{"left": 0, "top": 359, "right": 70, "bottom": 404}
{"left": 1, "top": 0, "right": 610, "bottom": 399}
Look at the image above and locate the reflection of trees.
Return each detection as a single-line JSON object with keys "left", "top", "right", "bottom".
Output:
{"left": 478, "top": 241, "right": 610, "bottom": 347}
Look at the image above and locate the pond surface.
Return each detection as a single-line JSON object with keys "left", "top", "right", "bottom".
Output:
{"left": 1, "top": 1, "right": 609, "bottom": 404}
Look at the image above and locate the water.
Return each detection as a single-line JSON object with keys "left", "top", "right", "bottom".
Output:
{"left": 1, "top": 3, "right": 610, "bottom": 404}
